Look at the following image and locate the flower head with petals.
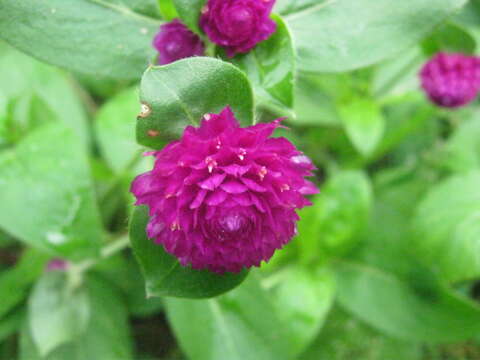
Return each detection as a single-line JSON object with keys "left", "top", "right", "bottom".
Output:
{"left": 419, "top": 52, "right": 480, "bottom": 108}
{"left": 200, "top": 0, "right": 277, "bottom": 56}
{"left": 131, "top": 107, "right": 318, "bottom": 273}
{"left": 153, "top": 19, "right": 205, "bottom": 65}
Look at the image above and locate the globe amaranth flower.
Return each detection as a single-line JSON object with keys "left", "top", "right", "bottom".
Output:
{"left": 199, "top": 0, "right": 277, "bottom": 57}
{"left": 131, "top": 107, "right": 318, "bottom": 273}
{"left": 153, "top": 19, "right": 205, "bottom": 65}
{"left": 419, "top": 52, "right": 480, "bottom": 108}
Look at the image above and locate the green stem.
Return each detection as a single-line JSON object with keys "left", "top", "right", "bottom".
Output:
{"left": 67, "top": 235, "right": 131, "bottom": 290}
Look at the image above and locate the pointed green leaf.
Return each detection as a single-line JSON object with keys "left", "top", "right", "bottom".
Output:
{"left": 28, "top": 272, "right": 90, "bottom": 356}
{"left": 137, "top": 57, "right": 254, "bottom": 149}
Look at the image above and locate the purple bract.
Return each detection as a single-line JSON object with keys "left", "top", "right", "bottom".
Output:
{"left": 131, "top": 107, "right": 318, "bottom": 273}
{"left": 200, "top": 0, "right": 277, "bottom": 57}
{"left": 153, "top": 19, "right": 205, "bottom": 65}
{"left": 419, "top": 52, "right": 480, "bottom": 108}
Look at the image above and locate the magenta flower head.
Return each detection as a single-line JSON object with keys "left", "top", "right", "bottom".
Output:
{"left": 199, "top": 0, "right": 277, "bottom": 57}
{"left": 131, "top": 107, "right": 318, "bottom": 273}
{"left": 153, "top": 19, "right": 205, "bottom": 65}
{"left": 419, "top": 52, "right": 480, "bottom": 108}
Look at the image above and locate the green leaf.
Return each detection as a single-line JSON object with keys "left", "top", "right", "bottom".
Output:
{"left": 137, "top": 57, "right": 254, "bottom": 149}
{"left": 292, "top": 73, "right": 355, "bottom": 127}
{"left": 166, "top": 269, "right": 334, "bottom": 359}
{"left": 165, "top": 274, "right": 293, "bottom": 360}
{"left": 229, "top": 15, "right": 295, "bottom": 115}
{"left": 442, "top": 112, "right": 480, "bottom": 173}
{"left": 20, "top": 275, "right": 133, "bottom": 360}
{"left": 0, "top": 123, "right": 103, "bottom": 260}
{"left": 372, "top": 48, "right": 424, "bottom": 100}
{"left": 106, "top": 0, "right": 161, "bottom": 18}
{"left": 0, "top": 249, "right": 48, "bottom": 321}
{"left": 28, "top": 272, "right": 90, "bottom": 356}
{"left": 172, "top": 0, "right": 207, "bottom": 33}
{"left": 0, "top": 43, "right": 90, "bottom": 146}
{"left": 411, "top": 171, "right": 480, "bottom": 283}
{"left": 0, "top": 307, "right": 25, "bottom": 343}
{"left": 158, "top": 0, "right": 178, "bottom": 20}
{"left": 297, "top": 171, "right": 372, "bottom": 264}
{"left": 335, "top": 260, "right": 480, "bottom": 342}
{"left": 129, "top": 206, "right": 248, "bottom": 298}
{"left": 0, "top": 0, "right": 161, "bottom": 80}
{"left": 339, "top": 98, "right": 385, "bottom": 156}
{"left": 95, "top": 87, "right": 155, "bottom": 173}
{"left": 268, "top": 266, "right": 335, "bottom": 356}
{"left": 422, "top": 22, "right": 476, "bottom": 56}
{"left": 299, "top": 308, "right": 421, "bottom": 360}
{"left": 283, "top": 0, "right": 468, "bottom": 72}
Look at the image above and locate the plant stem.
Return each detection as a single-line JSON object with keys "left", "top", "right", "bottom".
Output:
{"left": 70, "top": 235, "right": 131, "bottom": 277}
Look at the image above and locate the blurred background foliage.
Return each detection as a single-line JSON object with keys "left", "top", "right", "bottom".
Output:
{"left": 2, "top": 0, "right": 480, "bottom": 359}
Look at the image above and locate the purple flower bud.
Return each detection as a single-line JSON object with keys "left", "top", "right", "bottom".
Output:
{"left": 200, "top": 0, "right": 277, "bottom": 57}
{"left": 131, "top": 107, "right": 318, "bottom": 273}
{"left": 153, "top": 19, "right": 205, "bottom": 65}
{"left": 46, "top": 258, "right": 69, "bottom": 271}
{"left": 419, "top": 52, "right": 480, "bottom": 108}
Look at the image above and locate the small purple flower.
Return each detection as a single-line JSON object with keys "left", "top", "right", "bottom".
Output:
{"left": 46, "top": 258, "right": 69, "bottom": 271}
{"left": 200, "top": 0, "right": 277, "bottom": 57}
{"left": 131, "top": 107, "right": 318, "bottom": 273}
{"left": 419, "top": 52, "right": 480, "bottom": 108}
{"left": 153, "top": 19, "right": 205, "bottom": 65}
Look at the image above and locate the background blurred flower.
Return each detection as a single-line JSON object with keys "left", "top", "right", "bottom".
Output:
{"left": 200, "top": 0, "right": 276, "bottom": 56}
{"left": 419, "top": 52, "right": 480, "bottom": 108}
{"left": 153, "top": 19, "right": 205, "bottom": 65}
{"left": 131, "top": 107, "right": 318, "bottom": 273}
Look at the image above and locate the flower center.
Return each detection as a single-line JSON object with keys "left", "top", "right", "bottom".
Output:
{"left": 164, "top": 34, "right": 186, "bottom": 58}
{"left": 207, "top": 211, "right": 253, "bottom": 242}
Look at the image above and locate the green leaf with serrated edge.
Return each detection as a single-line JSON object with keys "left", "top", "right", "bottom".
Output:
{"left": 411, "top": 172, "right": 480, "bottom": 283}
{"left": 130, "top": 206, "right": 248, "bottom": 298}
{"left": 172, "top": 0, "right": 207, "bottom": 33}
{"left": 28, "top": 272, "right": 90, "bottom": 356}
{"left": 282, "top": 0, "right": 468, "bottom": 72}
{"left": 339, "top": 98, "right": 385, "bottom": 156}
{"left": 0, "top": 123, "right": 103, "bottom": 260}
{"left": 20, "top": 275, "right": 133, "bottom": 360}
{"left": 228, "top": 15, "right": 295, "bottom": 115}
{"left": 0, "top": 0, "right": 161, "bottom": 80}
{"left": 0, "top": 249, "right": 48, "bottom": 321}
{"left": 137, "top": 57, "right": 254, "bottom": 149}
